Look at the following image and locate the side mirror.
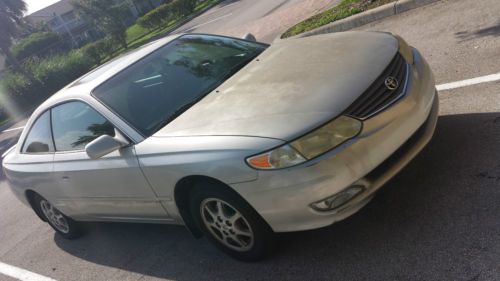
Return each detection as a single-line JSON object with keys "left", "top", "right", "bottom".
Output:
{"left": 242, "top": 33, "right": 257, "bottom": 42}
{"left": 85, "top": 134, "right": 129, "bottom": 159}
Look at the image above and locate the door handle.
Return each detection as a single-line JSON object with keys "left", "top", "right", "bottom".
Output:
{"left": 61, "top": 176, "right": 70, "bottom": 180}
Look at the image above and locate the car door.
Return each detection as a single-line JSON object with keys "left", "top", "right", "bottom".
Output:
{"left": 50, "top": 101, "right": 169, "bottom": 221}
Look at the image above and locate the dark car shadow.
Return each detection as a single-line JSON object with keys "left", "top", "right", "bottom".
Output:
{"left": 455, "top": 20, "right": 500, "bottom": 41}
{"left": 54, "top": 112, "right": 500, "bottom": 281}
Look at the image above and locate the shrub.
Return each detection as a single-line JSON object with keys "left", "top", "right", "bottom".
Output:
{"left": 137, "top": 3, "right": 172, "bottom": 30}
{"left": 2, "top": 72, "right": 34, "bottom": 97}
{"left": 1, "top": 72, "right": 40, "bottom": 110}
{"left": 80, "top": 38, "right": 116, "bottom": 64}
{"left": 137, "top": 0, "right": 193, "bottom": 30}
{"left": 24, "top": 50, "right": 94, "bottom": 94}
{"left": 2, "top": 50, "right": 94, "bottom": 110}
{"left": 11, "top": 32, "right": 67, "bottom": 61}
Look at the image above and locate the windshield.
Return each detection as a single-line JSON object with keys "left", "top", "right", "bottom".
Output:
{"left": 92, "top": 34, "right": 267, "bottom": 137}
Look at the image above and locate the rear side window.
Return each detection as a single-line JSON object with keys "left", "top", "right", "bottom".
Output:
{"left": 51, "top": 101, "right": 115, "bottom": 151}
{"left": 22, "top": 111, "right": 54, "bottom": 153}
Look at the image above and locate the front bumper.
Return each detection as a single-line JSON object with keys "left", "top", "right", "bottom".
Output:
{"left": 231, "top": 48, "right": 438, "bottom": 232}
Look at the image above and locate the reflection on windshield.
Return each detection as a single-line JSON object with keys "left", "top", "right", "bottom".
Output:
{"left": 93, "top": 34, "right": 267, "bottom": 137}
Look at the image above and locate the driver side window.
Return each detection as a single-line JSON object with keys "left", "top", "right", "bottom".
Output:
{"left": 51, "top": 101, "right": 115, "bottom": 151}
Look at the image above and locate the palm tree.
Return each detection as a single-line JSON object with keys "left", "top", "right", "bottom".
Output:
{"left": 0, "top": 0, "right": 28, "bottom": 74}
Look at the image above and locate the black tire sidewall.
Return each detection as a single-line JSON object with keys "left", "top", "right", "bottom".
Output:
{"left": 189, "top": 184, "right": 274, "bottom": 262}
{"left": 33, "top": 194, "right": 82, "bottom": 239}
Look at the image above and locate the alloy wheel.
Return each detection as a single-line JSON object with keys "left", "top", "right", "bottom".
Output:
{"left": 200, "top": 198, "right": 254, "bottom": 252}
{"left": 40, "top": 199, "right": 70, "bottom": 234}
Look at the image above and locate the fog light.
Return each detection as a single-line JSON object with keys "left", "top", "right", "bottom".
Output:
{"left": 311, "top": 185, "right": 365, "bottom": 212}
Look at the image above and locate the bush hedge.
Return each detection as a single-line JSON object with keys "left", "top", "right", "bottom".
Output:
{"left": 27, "top": 50, "right": 94, "bottom": 94}
{"left": 80, "top": 37, "right": 116, "bottom": 64}
{"left": 137, "top": 0, "right": 196, "bottom": 30}
{"left": 11, "top": 32, "right": 67, "bottom": 61}
{"left": 1, "top": 50, "right": 94, "bottom": 110}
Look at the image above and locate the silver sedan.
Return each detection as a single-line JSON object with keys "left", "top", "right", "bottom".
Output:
{"left": 2, "top": 32, "right": 438, "bottom": 261}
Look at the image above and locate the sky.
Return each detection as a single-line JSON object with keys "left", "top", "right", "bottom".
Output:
{"left": 25, "top": 0, "right": 61, "bottom": 15}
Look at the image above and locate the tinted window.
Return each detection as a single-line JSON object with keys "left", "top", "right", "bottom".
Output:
{"left": 51, "top": 102, "right": 115, "bottom": 151}
{"left": 93, "top": 34, "right": 267, "bottom": 137}
{"left": 22, "top": 111, "right": 54, "bottom": 153}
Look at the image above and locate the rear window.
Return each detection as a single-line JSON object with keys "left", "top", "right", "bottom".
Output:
{"left": 22, "top": 111, "right": 54, "bottom": 153}
{"left": 92, "top": 34, "right": 266, "bottom": 137}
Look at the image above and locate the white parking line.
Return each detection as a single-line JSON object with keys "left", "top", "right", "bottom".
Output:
{"left": 203, "top": 2, "right": 239, "bottom": 16}
{"left": 2, "top": 126, "right": 24, "bottom": 133}
{"left": 186, "top": 13, "right": 233, "bottom": 30}
{"left": 436, "top": 72, "right": 500, "bottom": 91}
{"left": 0, "top": 261, "right": 57, "bottom": 281}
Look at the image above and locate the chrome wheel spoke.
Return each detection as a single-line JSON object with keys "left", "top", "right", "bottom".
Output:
{"left": 229, "top": 213, "right": 242, "bottom": 225}
{"left": 233, "top": 225, "right": 252, "bottom": 237}
{"left": 203, "top": 205, "right": 218, "bottom": 221}
{"left": 227, "top": 235, "right": 244, "bottom": 247}
{"left": 216, "top": 201, "right": 225, "bottom": 218}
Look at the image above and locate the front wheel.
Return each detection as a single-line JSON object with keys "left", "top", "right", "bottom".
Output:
{"left": 34, "top": 194, "right": 83, "bottom": 239}
{"left": 189, "top": 185, "right": 274, "bottom": 261}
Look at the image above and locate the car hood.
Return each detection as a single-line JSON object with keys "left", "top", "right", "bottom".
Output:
{"left": 154, "top": 31, "right": 398, "bottom": 141}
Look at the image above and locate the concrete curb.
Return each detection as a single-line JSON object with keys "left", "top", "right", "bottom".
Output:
{"left": 286, "top": 0, "right": 441, "bottom": 39}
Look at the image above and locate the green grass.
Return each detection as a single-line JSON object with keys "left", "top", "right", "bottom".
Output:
{"left": 194, "top": 0, "right": 216, "bottom": 12}
{"left": 0, "top": 118, "right": 9, "bottom": 127}
{"left": 126, "top": 23, "right": 150, "bottom": 44}
{"left": 127, "top": 19, "right": 179, "bottom": 49}
{"left": 282, "top": 0, "right": 394, "bottom": 38}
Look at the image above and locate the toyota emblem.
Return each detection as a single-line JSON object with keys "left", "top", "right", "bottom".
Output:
{"left": 384, "top": 76, "right": 399, "bottom": 91}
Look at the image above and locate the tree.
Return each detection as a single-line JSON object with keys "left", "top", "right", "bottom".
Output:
{"left": 0, "top": 0, "right": 28, "bottom": 74}
{"left": 73, "top": 0, "right": 131, "bottom": 49}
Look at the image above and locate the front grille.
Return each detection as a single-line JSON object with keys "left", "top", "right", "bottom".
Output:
{"left": 345, "top": 53, "right": 409, "bottom": 119}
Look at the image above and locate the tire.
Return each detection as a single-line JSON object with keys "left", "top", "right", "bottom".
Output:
{"left": 33, "top": 193, "right": 83, "bottom": 239}
{"left": 189, "top": 183, "right": 274, "bottom": 261}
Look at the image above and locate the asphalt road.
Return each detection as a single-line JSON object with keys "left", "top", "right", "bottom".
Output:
{"left": 173, "top": 0, "right": 339, "bottom": 43}
{"left": 0, "top": 0, "right": 499, "bottom": 280}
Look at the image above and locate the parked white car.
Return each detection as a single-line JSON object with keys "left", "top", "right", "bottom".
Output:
{"left": 3, "top": 32, "right": 438, "bottom": 261}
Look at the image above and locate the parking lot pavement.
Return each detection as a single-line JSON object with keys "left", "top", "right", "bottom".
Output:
{"left": 355, "top": 0, "right": 500, "bottom": 84}
{"left": 173, "top": 0, "right": 339, "bottom": 43}
{"left": 0, "top": 0, "right": 499, "bottom": 280}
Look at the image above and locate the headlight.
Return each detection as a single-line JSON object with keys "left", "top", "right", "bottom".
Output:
{"left": 394, "top": 34, "right": 414, "bottom": 65}
{"left": 291, "top": 116, "right": 362, "bottom": 159}
{"left": 246, "top": 144, "right": 306, "bottom": 170}
{"left": 246, "top": 116, "right": 362, "bottom": 170}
